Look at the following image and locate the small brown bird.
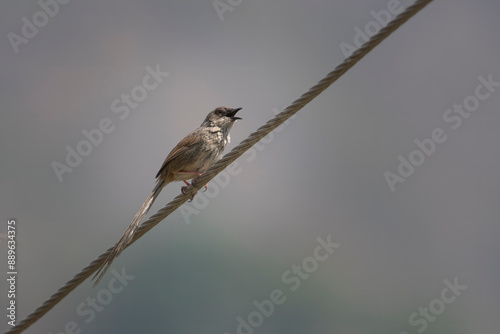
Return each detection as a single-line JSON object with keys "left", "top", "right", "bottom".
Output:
{"left": 92, "top": 106, "right": 242, "bottom": 286}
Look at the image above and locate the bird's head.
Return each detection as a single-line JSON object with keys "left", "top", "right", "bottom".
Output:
{"left": 202, "top": 106, "right": 242, "bottom": 129}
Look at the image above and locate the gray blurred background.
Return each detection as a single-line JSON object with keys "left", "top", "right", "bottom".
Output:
{"left": 1, "top": 0, "right": 499, "bottom": 333}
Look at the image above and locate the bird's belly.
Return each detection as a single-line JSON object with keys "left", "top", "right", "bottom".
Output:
{"left": 172, "top": 149, "right": 222, "bottom": 181}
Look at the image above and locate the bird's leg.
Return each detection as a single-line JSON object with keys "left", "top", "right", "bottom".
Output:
{"left": 176, "top": 172, "right": 208, "bottom": 191}
{"left": 181, "top": 182, "right": 196, "bottom": 202}
{"left": 177, "top": 172, "right": 203, "bottom": 201}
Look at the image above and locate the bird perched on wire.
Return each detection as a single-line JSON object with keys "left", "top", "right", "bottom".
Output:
{"left": 92, "top": 106, "right": 242, "bottom": 286}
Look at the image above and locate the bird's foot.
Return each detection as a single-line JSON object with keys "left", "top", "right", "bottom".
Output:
{"left": 181, "top": 181, "right": 198, "bottom": 202}
{"left": 181, "top": 177, "right": 207, "bottom": 201}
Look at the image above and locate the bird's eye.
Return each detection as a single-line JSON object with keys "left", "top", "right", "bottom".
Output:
{"left": 216, "top": 109, "right": 224, "bottom": 116}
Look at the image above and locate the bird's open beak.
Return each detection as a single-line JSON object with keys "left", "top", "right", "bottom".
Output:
{"left": 228, "top": 107, "right": 242, "bottom": 120}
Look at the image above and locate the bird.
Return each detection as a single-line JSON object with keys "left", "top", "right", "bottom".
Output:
{"left": 92, "top": 106, "right": 242, "bottom": 286}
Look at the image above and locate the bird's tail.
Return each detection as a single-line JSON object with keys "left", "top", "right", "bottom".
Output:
{"left": 92, "top": 181, "right": 165, "bottom": 286}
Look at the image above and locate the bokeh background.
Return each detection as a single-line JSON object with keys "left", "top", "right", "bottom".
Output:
{"left": 1, "top": 0, "right": 500, "bottom": 333}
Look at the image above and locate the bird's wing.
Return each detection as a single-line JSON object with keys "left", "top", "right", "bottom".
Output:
{"left": 156, "top": 132, "right": 200, "bottom": 178}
